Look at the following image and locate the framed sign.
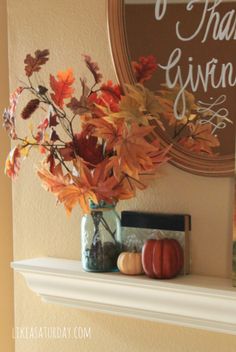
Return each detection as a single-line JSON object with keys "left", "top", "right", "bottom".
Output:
{"left": 108, "top": 0, "right": 236, "bottom": 176}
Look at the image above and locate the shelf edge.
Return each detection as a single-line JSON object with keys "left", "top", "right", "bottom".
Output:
{"left": 12, "top": 257, "right": 236, "bottom": 335}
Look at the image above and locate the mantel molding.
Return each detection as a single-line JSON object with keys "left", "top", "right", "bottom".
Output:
{"left": 12, "top": 257, "right": 236, "bottom": 335}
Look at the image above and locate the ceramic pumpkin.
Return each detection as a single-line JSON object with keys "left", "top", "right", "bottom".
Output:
{"left": 142, "top": 239, "right": 183, "bottom": 279}
{"left": 117, "top": 252, "right": 144, "bottom": 275}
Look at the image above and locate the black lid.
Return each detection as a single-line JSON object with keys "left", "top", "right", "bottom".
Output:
{"left": 121, "top": 211, "right": 191, "bottom": 231}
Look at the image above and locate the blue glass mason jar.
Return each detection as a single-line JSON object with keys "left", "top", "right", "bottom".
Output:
{"left": 81, "top": 201, "right": 122, "bottom": 272}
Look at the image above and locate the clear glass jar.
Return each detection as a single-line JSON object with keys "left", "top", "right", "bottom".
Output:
{"left": 81, "top": 202, "right": 122, "bottom": 272}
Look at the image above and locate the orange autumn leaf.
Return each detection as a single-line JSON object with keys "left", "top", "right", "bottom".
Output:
{"left": 58, "top": 184, "right": 97, "bottom": 215}
{"left": 112, "top": 123, "right": 158, "bottom": 179}
{"left": 113, "top": 176, "right": 136, "bottom": 200}
{"left": 179, "top": 123, "right": 220, "bottom": 155}
{"left": 39, "top": 158, "right": 126, "bottom": 214}
{"left": 37, "top": 163, "right": 97, "bottom": 214}
{"left": 108, "top": 164, "right": 153, "bottom": 199}
{"left": 5, "top": 142, "right": 40, "bottom": 180}
{"left": 89, "top": 118, "right": 123, "bottom": 151}
{"left": 50, "top": 68, "right": 75, "bottom": 108}
{"left": 37, "top": 164, "right": 71, "bottom": 194}
{"left": 91, "top": 159, "right": 152, "bottom": 203}
{"left": 73, "top": 159, "right": 120, "bottom": 205}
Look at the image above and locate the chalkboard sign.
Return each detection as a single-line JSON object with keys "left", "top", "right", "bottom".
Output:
{"left": 108, "top": 0, "right": 236, "bottom": 176}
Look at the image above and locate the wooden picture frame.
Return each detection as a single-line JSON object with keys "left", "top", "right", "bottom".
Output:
{"left": 107, "top": 0, "right": 234, "bottom": 177}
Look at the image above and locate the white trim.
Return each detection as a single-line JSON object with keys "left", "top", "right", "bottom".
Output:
{"left": 12, "top": 257, "right": 236, "bottom": 335}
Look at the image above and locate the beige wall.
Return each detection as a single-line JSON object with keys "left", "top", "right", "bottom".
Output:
{"left": 7, "top": 0, "right": 236, "bottom": 351}
{"left": 0, "top": 1, "right": 14, "bottom": 351}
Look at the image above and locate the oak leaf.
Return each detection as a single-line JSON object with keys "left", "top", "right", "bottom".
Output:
{"left": 131, "top": 55, "right": 157, "bottom": 84}
{"left": 83, "top": 55, "right": 102, "bottom": 84}
{"left": 24, "top": 49, "right": 49, "bottom": 77}
{"left": 100, "top": 81, "right": 121, "bottom": 102}
{"left": 50, "top": 68, "right": 75, "bottom": 108}
{"left": 67, "top": 78, "right": 91, "bottom": 115}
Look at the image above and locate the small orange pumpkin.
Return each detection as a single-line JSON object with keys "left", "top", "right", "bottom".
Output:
{"left": 117, "top": 252, "right": 144, "bottom": 275}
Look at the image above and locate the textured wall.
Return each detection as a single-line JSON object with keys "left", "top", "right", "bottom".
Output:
{"left": 0, "top": 1, "right": 14, "bottom": 351}
{"left": 7, "top": 0, "right": 236, "bottom": 351}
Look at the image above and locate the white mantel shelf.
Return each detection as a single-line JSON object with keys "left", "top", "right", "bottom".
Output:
{"left": 12, "top": 257, "right": 236, "bottom": 335}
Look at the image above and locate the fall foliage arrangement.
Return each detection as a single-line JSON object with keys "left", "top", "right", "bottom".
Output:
{"left": 3, "top": 49, "right": 222, "bottom": 216}
{"left": 3, "top": 50, "right": 219, "bottom": 273}
{"left": 3, "top": 49, "right": 171, "bottom": 214}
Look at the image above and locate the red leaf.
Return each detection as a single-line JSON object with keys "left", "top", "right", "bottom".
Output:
{"left": 59, "top": 146, "right": 74, "bottom": 162}
{"left": 46, "top": 154, "right": 56, "bottom": 174}
{"left": 38, "top": 118, "right": 49, "bottom": 131}
{"left": 100, "top": 80, "right": 121, "bottom": 102}
{"left": 75, "top": 133, "right": 103, "bottom": 166}
{"left": 132, "top": 55, "right": 157, "bottom": 83}
{"left": 24, "top": 49, "right": 49, "bottom": 77}
{"left": 59, "top": 131, "right": 103, "bottom": 165}
{"left": 5, "top": 147, "right": 21, "bottom": 180}
{"left": 88, "top": 81, "right": 121, "bottom": 117}
{"left": 50, "top": 68, "right": 75, "bottom": 108}
{"left": 35, "top": 118, "right": 49, "bottom": 143}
